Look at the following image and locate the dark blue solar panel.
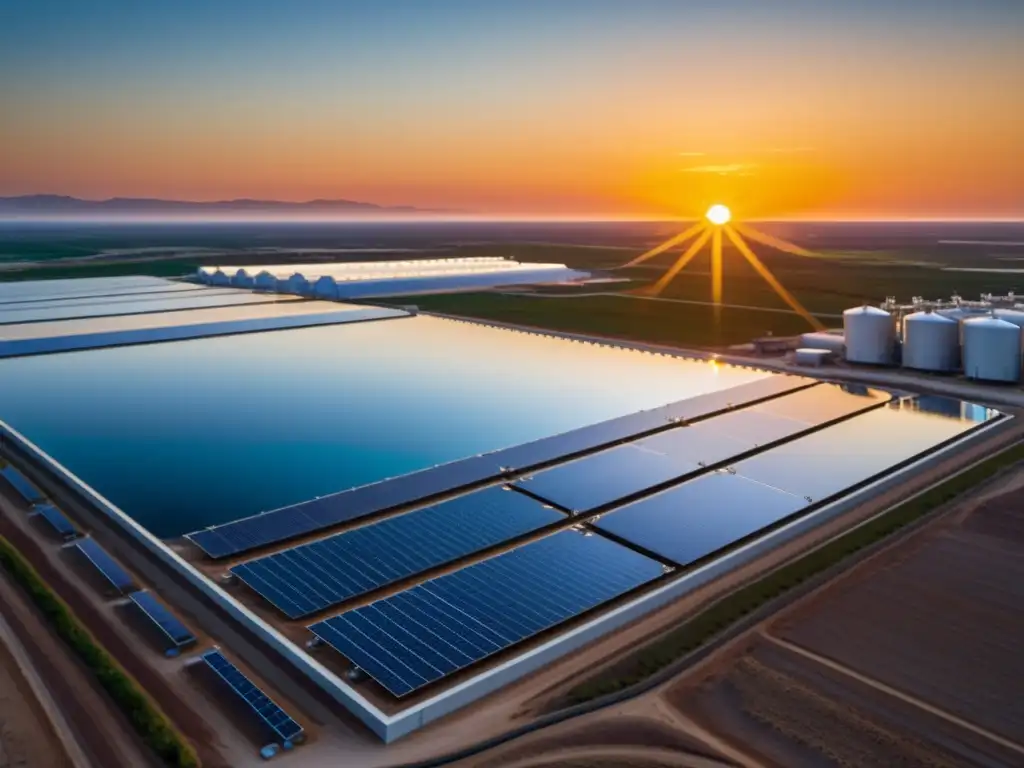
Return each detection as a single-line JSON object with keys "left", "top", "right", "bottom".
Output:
{"left": 514, "top": 444, "right": 701, "bottom": 513}
{"left": 201, "top": 650, "right": 304, "bottom": 743}
{"left": 35, "top": 503, "right": 77, "bottom": 540}
{"left": 129, "top": 591, "right": 196, "bottom": 648}
{"left": 75, "top": 538, "right": 135, "bottom": 594}
{"left": 0, "top": 291, "right": 287, "bottom": 325}
{"left": 0, "top": 466, "right": 45, "bottom": 505}
{"left": 308, "top": 530, "right": 665, "bottom": 697}
{"left": 186, "top": 377, "right": 818, "bottom": 560}
{"left": 232, "top": 487, "right": 563, "bottom": 619}
{"left": 593, "top": 471, "right": 806, "bottom": 566}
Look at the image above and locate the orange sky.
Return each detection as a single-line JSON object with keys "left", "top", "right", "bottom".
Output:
{"left": 1, "top": 3, "right": 1022, "bottom": 219}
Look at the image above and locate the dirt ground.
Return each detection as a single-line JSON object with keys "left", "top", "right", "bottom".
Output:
{"left": 663, "top": 460, "right": 1024, "bottom": 768}
{"left": 0, "top": 619, "right": 72, "bottom": 768}
{"left": 462, "top": 454, "right": 1024, "bottom": 768}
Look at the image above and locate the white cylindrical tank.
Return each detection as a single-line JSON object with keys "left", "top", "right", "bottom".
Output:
{"left": 901, "top": 310, "right": 960, "bottom": 372}
{"left": 962, "top": 315, "right": 1021, "bottom": 382}
{"left": 799, "top": 332, "right": 845, "bottom": 354}
{"left": 843, "top": 305, "right": 895, "bottom": 364}
{"left": 994, "top": 308, "right": 1024, "bottom": 329}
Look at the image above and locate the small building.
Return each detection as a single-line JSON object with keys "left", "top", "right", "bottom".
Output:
{"left": 794, "top": 348, "right": 832, "bottom": 367}
{"left": 752, "top": 335, "right": 798, "bottom": 355}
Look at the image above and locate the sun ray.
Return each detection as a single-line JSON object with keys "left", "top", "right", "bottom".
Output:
{"left": 724, "top": 225, "right": 825, "bottom": 330}
{"left": 711, "top": 226, "right": 723, "bottom": 323}
{"left": 620, "top": 222, "right": 706, "bottom": 269}
{"left": 711, "top": 227, "right": 723, "bottom": 305}
{"left": 646, "top": 227, "right": 714, "bottom": 296}
{"left": 733, "top": 223, "right": 818, "bottom": 258}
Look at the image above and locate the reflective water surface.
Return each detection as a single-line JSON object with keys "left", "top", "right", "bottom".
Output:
{"left": 0, "top": 315, "right": 769, "bottom": 536}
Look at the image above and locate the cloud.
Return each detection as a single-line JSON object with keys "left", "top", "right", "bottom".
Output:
{"left": 677, "top": 151, "right": 706, "bottom": 157}
{"left": 765, "top": 146, "right": 815, "bottom": 154}
{"left": 681, "top": 163, "right": 757, "bottom": 176}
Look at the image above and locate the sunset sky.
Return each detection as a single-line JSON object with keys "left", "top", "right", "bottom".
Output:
{"left": 1, "top": 0, "right": 1022, "bottom": 219}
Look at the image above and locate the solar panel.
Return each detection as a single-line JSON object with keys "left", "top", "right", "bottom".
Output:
{"left": 733, "top": 405, "right": 981, "bottom": 503}
{"left": 34, "top": 503, "right": 77, "bottom": 541}
{"left": 74, "top": 538, "right": 135, "bottom": 594}
{"left": 308, "top": 530, "right": 665, "bottom": 697}
{"left": 0, "top": 465, "right": 45, "bottom": 505}
{"left": 232, "top": 487, "right": 564, "bottom": 619}
{"left": 0, "top": 291, "right": 291, "bottom": 326}
{"left": 592, "top": 472, "right": 806, "bottom": 566}
{"left": 128, "top": 591, "right": 196, "bottom": 651}
{"left": 187, "top": 379, "right": 814, "bottom": 560}
{"left": 513, "top": 443, "right": 701, "bottom": 513}
{"left": 201, "top": 650, "right": 304, "bottom": 744}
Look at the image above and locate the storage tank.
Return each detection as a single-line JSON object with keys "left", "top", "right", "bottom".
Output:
{"left": 901, "top": 310, "right": 960, "bottom": 372}
{"left": 962, "top": 315, "right": 1021, "bottom": 382}
{"left": 994, "top": 308, "right": 1024, "bottom": 329}
{"left": 843, "top": 305, "right": 895, "bottom": 364}
{"left": 799, "top": 332, "right": 845, "bottom": 355}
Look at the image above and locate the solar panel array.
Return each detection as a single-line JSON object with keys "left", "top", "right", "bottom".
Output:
{"left": 128, "top": 591, "right": 196, "bottom": 650}
{"left": 515, "top": 383, "right": 892, "bottom": 513}
{"left": 201, "top": 650, "right": 304, "bottom": 744}
{"left": 232, "top": 487, "right": 564, "bottom": 619}
{"left": 593, "top": 472, "right": 807, "bottom": 566}
{"left": 74, "top": 538, "right": 135, "bottom": 594}
{"left": 514, "top": 443, "right": 701, "bottom": 513}
{"left": 0, "top": 465, "right": 45, "bottom": 505}
{"left": 0, "top": 290, "right": 292, "bottom": 326}
{"left": 35, "top": 503, "right": 78, "bottom": 541}
{"left": 187, "top": 375, "right": 816, "bottom": 559}
{"left": 308, "top": 530, "right": 665, "bottom": 697}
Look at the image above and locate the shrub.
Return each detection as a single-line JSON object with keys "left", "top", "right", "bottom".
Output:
{"left": 0, "top": 538, "right": 199, "bottom": 768}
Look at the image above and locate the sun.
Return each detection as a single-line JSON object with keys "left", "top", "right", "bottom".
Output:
{"left": 706, "top": 204, "right": 731, "bottom": 226}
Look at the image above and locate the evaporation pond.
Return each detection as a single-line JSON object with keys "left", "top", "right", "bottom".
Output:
{"left": 0, "top": 315, "right": 771, "bottom": 536}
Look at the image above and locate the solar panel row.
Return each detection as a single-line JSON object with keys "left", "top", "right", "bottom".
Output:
{"left": 0, "top": 291, "right": 292, "bottom": 326}
{"left": 187, "top": 375, "right": 816, "bottom": 559}
{"left": 232, "top": 487, "right": 564, "bottom": 619}
{"left": 0, "top": 465, "right": 45, "bottom": 504}
{"left": 308, "top": 530, "right": 665, "bottom": 697}
{"left": 35, "top": 503, "right": 78, "bottom": 541}
{"left": 129, "top": 591, "right": 196, "bottom": 651}
{"left": 75, "top": 538, "right": 135, "bottom": 594}
{"left": 201, "top": 650, "right": 304, "bottom": 743}
{"left": 515, "top": 383, "right": 892, "bottom": 513}
{"left": 594, "top": 397, "right": 987, "bottom": 568}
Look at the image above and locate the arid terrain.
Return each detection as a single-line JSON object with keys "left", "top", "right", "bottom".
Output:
{"left": 461, "top": 459, "right": 1024, "bottom": 768}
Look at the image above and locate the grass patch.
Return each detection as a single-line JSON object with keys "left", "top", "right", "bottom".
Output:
{"left": 563, "top": 441, "right": 1024, "bottom": 705}
{"left": 0, "top": 537, "right": 199, "bottom": 767}
{"left": 403, "top": 292, "right": 815, "bottom": 347}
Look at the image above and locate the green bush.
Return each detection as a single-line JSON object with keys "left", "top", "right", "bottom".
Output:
{"left": 0, "top": 538, "right": 199, "bottom": 768}
{"left": 565, "top": 442, "right": 1024, "bottom": 705}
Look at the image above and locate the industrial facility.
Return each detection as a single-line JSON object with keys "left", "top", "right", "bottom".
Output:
{"left": 0, "top": 271, "right": 1019, "bottom": 766}
{"left": 794, "top": 294, "right": 1024, "bottom": 384}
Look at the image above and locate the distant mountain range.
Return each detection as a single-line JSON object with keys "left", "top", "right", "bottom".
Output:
{"left": 0, "top": 194, "right": 439, "bottom": 216}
